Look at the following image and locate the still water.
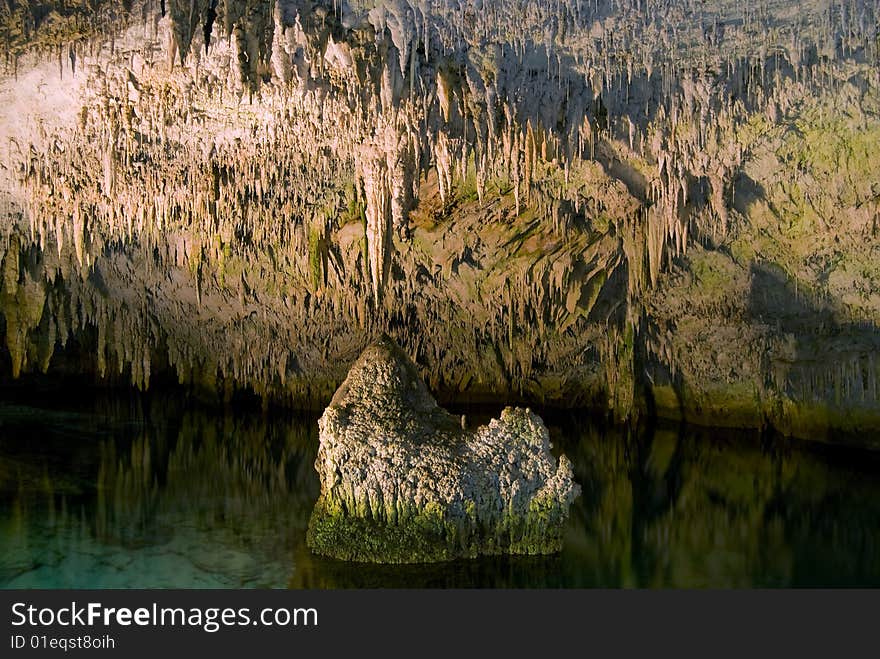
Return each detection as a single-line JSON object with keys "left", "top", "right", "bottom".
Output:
{"left": 1, "top": 388, "right": 878, "bottom": 588}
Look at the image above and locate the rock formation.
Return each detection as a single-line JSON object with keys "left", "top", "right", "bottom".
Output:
{"left": 0, "top": 1, "right": 879, "bottom": 443}
{"left": 307, "top": 336, "right": 580, "bottom": 562}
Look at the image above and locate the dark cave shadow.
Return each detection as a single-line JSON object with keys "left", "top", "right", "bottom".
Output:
{"left": 732, "top": 171, "right": 765, "bottom": 218}
{"left": 747, "top": 261, "right": 880, "bottom": 417}
{"left": 640, "top": 250, "right": 880, "bottom": 442}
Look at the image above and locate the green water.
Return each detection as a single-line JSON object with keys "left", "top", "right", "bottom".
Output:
{"left": 1, "top": 389, "right": 878, "bottom": 588}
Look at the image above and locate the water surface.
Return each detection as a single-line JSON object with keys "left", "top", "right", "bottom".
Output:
{"left": 1, "top": 389, "right": 878, "bottom": 588}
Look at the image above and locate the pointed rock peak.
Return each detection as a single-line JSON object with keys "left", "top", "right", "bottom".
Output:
{"left": 311, "top": 340, "right": 582, "bottom": 563}
{"left": 327, "top": 335, "right": 451, "bottom": 425}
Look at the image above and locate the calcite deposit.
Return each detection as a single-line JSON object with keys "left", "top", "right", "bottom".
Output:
{"left": 307, "top": 337, "right": 580, "bottom": 562}
{"left": 1, "top": 1, "right": 879, "bottom": 442}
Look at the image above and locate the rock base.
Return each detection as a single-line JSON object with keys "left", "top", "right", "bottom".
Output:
{"left": 306, "top": 336, "right": 580, "bottom": 563}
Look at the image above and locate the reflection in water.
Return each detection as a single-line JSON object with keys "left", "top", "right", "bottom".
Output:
{"left": 0, "top": 391, "right": 878, "bottom": 588}
{"left": 0, "top": 392, "right": 319, "bottom": 588}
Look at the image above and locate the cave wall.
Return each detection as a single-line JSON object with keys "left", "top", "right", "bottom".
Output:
{"left": 1, "top": 0, "right": 878, "bottom": 440}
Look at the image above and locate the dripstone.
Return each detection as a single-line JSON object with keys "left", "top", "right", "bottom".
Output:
{"left": 307, "top": 336, "right": 581, "bottom": 563}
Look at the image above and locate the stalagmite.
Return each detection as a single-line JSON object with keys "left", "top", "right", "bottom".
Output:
{"left": 307, "top": 337, "right": 580, "bottom": 562}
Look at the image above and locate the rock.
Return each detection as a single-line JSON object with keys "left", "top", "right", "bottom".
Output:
{"left": 306, "top": 336, "right": 580, "bottom": 563}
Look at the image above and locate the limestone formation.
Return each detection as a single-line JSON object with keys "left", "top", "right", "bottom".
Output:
{"left": 307, "top": 337, "right": 580, "bottom": 563}
{"left": 1, "top": 1, "right": 879, "bottom": 442}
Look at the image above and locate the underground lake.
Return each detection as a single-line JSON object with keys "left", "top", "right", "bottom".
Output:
{"left": 1, "top": 387, "right": 877, "bottom": 588}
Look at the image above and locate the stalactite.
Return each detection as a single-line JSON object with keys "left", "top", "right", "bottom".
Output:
{"left": 1, "top": 0, "right": 877, "bottom": 423}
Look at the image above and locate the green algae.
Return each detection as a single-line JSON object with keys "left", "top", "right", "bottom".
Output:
{"left": 306, "top": 495, "right": 569, "bottom": 564}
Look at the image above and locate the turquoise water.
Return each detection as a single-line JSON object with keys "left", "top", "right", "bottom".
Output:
{"left": 1, "top": 389, "right": 879, "bottom": 588}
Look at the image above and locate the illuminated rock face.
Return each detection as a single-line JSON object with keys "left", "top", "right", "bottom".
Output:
{"left": 1, "top": 0, "right": 880, "bottom": 441}
{"left": 307, "top": 336, "right": 580, "bottom": 563}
